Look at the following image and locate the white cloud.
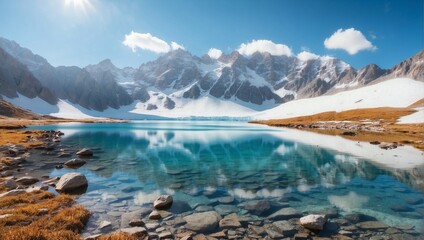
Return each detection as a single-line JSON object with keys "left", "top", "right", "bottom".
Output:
{"left": 237, "top": 39, "right": 292, "bottom": 56}
{"left": 324, "top": 28, "right": 376, "bottom": 55}
{"left": 297, "top": 51, "right": 319, "bottom": 61}
{"left": 171, "top": 41, "right": 185, "bottom": 50}
{"left": 207, "top": 48, "right": 223, "bottom": 59}
{"left": 122, "top": 31, "right": 171, "bottom": 53}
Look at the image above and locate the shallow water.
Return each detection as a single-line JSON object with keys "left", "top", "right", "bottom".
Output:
{"left": 30, "top": 121, "right": 424, "bottom": 236}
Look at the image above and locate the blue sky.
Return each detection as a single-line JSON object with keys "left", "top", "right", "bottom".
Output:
{"left": 0, "top": 0, "right": 422, "bottom": 69}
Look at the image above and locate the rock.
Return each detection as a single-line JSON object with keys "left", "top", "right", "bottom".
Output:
{"left": 26, "top": 185, "right": 49, "bottom": 193}
{"left": 120, "top": 208, "right": 151, "bottom": 228}
{"left": 218, "top": 196, "right": 235, "bottom": 204}
{"left": 390, "top": 205, "right": 414, "bottom": 212}
{"left": 379, "top": 142, "right": 397, "bottom": 150}
{"left": 76, "top": 148, "right": 93, "bottom": 156}
{"left": 268, "top": 207, "right": 302, "bottom": 221}
{"left": 265, "top": 229, "right": 285, "bottom": 239}
{"left": 168, "top": 200, "right": 192, "bottom": 214}
{"left": 120, "top": 227, "right": 147, "bottom": 238}
{"left": 214, "top": 204, "right": 238, "bottom": 216}
{"left": 153, "top": 195, "right": 173, "bottom": 209}
{"left": 145, "top": 222, "right": 160, "bottom": 230}
{"left": 149, "top": 210, "right": 161, "bottom": 220}
{"left": 64, "top": 158, "right": 86, "bottom": 167}
{"left": 0, "top": 189, "right": 26, "bottom": 198}
{"left": 342, "top": 131, "right": 356, "bottom": 136}
{"left": 369, "top": 141, "right": 381, "bottom": 145}
{"left": 243, "top": 200, "right": 271, "bottom": 216}
{"left": 99, "top": 220, "right": 112, "bottom": 229}
{"left": 357, "top": 221, "right": 389, "bottom": 230}
{"left": 272, "top": 220, "right": 297, "bottom": 236}
{"left": 55, "top": 172, "right": 88, "bottom": 193}
{"left": 16, "top": 176, "right": 39, "bottom": 185}
{"left": 84, "top": 234, "right": 102, "bottom": 240}
{"left": 2, "top": 179, "right": 17, "bottom": 190}
{"left": 300, "top": 214, "right": 327, "bottom": 231}
{"left": 129, "top": 219, "right": 144, "bottom": 227}
{"left": 158, "top": 231, "right": 173, "bottom": 239}
{"left": 219, "top": 213, "right": 241, "bottom": 229}
{"left": 183, "top": 211, "right": 221, "bottom": 233}
{"left": 294, "top": 232, "right": 310, "bottom": 240}
{"left": 344, "top": 213, "right": 377, "bottom": 223}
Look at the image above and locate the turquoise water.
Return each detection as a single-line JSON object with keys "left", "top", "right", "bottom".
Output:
{"left": 30, "top": 121, "right": 424, "bottom": 235}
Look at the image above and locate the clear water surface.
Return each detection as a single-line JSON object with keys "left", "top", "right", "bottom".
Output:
{"left": 29, "top": 121, "right": 424, "bottom": 235}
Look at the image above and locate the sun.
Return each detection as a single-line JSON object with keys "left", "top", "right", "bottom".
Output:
{"left": 64, "top": 0, "right": 92, "bottom": 11}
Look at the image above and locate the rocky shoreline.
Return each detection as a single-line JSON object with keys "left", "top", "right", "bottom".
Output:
{"left": 1, "top": 128, "right": 423, "bottom": 240}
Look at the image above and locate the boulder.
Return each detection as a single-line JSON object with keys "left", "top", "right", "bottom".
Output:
{"left": 272, "top": 220, "right": 297, "bottom": 236}
{"left": 55, "top": 172, "right": 88, "bottom": 193}
{"left": 76, "top": 148, "right": 93, "bottom": 156}
{"left": 243, "top": 200, "right": 271, "bottom": 216}
{"left": 268, "top": 207, "right": 302, "bottom": 221}
{"left": 300, "top": 214, "right": 327, "bottom": 231}
{"left": 153, "top": 195, "right": 173, "bottom": 209}
{"left": 16, "top": 176, "right": 39, "bottom": 185}
{"left": 183, "top": 211, "right": 222, "bottom": 233}
{"left": 64, "top": 158, "right": 86, "bottom": 167}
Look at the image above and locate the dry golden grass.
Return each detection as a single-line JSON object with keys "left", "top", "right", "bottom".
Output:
{"left": 409, "top": 98, "right": 424, "bottom": 108}
{"left": 0, "top": 191, "right": 90, "bottom": 240}
{"left": 99, "top": 232, "right": 138, "bottom": 240}
{"left": 253, "top": 107, "right": 424, "bottom": 151}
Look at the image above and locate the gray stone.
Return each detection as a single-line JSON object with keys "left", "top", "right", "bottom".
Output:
{"left": 158, "top": 231, "right": 173, "bottom": 239}
{"left": 129, "top": 219, "right": 144, "bottom": 227}
{"left": 120, "top": 227, "right": 147, "bottom": 238}
{"left": 183, "top": 211, "right": 221, "bottom": 233}
{"left": 268, "top": 207, "right": 302, "bottom": 221}
{"left": 64, "top": 158, "right": 86, "bottom": 167}
{"left": 154, "top": 195, "right": 173, "bottom": 209}
{"left": 16, "top": 176, "right": 39, "bottom": 185}
{"left": 121, "top": 208, "right": 151, "bottom": 228}
{"left": 76, "top": 148, "right": 93, "bottom": 156}
{"left": 299, "top": 214, "right": 327, "bottom": 231}
{"left": 99, "top": 220, "right": 112, "bottom": 229}
{"left": 55, "top": 172, "right": 88, "bottom": 193}
{"left": 214, "top": 204, "right": 238, "bottom": 216}
{"left": 219, "top": 213, "right": 241, "bottom": 229}
{"left": 145, "top": 222, "right": 160, "bottom": 230}
{"left": 218, "top": 196, "right": 235, "bottom": 204}
{"left": 243, "top": 200, "right": 271, "bottom": 216}
{"left": 357, "top": 221, "right": 388, "bottom": 230}
{"left": 149, "top": 210, "right": 161, "bottom": 220}
{"left": 272, "top": 220, "right": 297, "bottom": 236}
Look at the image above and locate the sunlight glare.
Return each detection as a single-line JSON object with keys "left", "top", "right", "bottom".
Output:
{"left": 64, "top": 0, "right": 92, "bottom": 12}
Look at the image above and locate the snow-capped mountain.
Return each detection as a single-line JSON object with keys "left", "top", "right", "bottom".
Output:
{"left": 0, "top": 37, "right": 132, "bottom": 111}
{"left": 0, "top": 36, "right": 423, "bottom": 119}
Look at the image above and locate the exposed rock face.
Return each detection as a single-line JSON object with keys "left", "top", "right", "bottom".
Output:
{"left": 0, "top": 48, "right": 57, "bottom": 105}
{"left": 299, "top": 214, "right": 327, "bottom": 231}
{"left": 153, "top": 195, "right": 173, "bottom": 209}
{"left": 163, "top": 97, "right": 175, "bottom": 109}
{"left": 55, "top": 172, "right": 88, "bottom": 193}
{"left": 183, "top": 211, "right": 222, "bottom": 233}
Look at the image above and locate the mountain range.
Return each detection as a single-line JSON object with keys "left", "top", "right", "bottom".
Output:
{"left": 0, "top": 36, "right": 423, "bottom": 119}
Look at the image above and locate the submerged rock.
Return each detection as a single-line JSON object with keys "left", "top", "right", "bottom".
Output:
{"left": 243, "top": 200, "right": 271, "bottom": 216}
{"left": 153, "top": 195, "right": 173, "bottom": 209}
{"left": 268, "top": 207, "right": 302, "bottom": 221}
{"left": 183, "top": 211, "right": 221, "bottom": 233}
{"left": 55, "top": 172, "right": 88, "bottom": 193}
{"left": 219, "top": 213, "right": 242, "bottom": 229}
{"left": 300, "top": 214, "right": 327, "bottom": 231}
